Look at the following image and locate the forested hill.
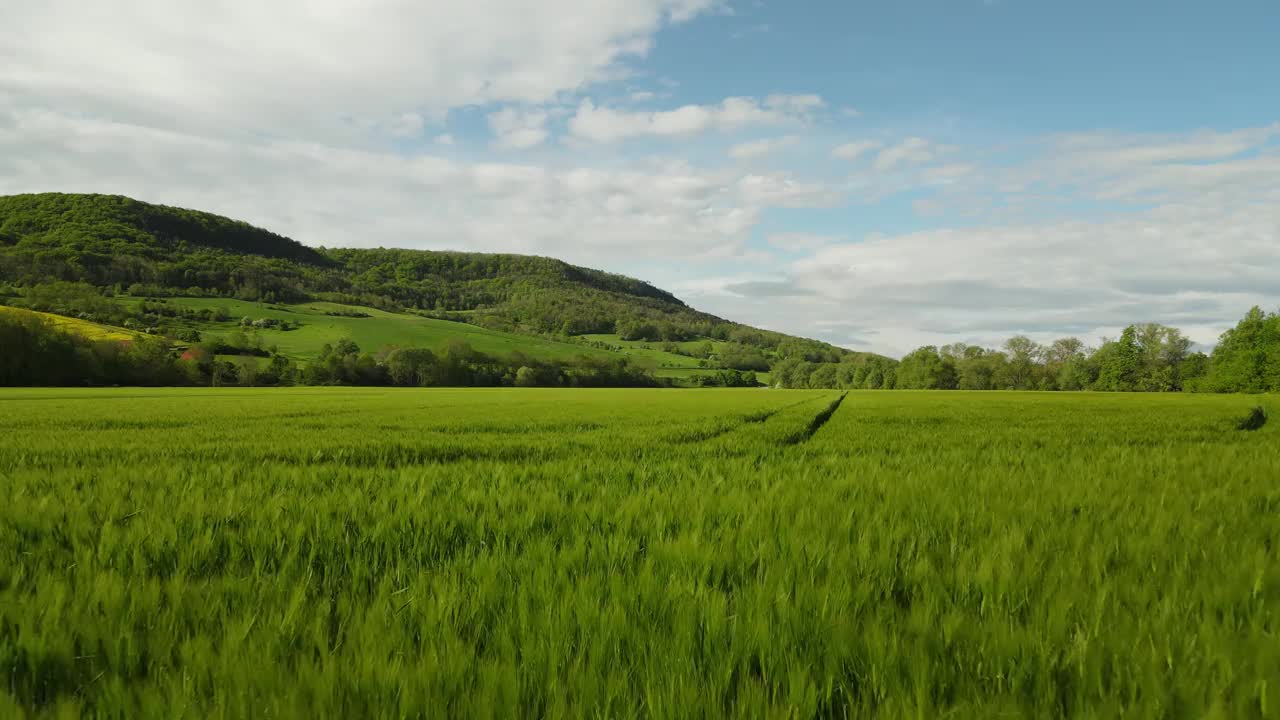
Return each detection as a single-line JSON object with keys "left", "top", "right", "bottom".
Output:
{"left": 0, "top": 192, "right": 853, "bottom": 360}
{"left": 0, "top": 192, "right": 329, "bottom": 265}
{"left": 2, "top": 193, "right": 1275, "bottom": 394}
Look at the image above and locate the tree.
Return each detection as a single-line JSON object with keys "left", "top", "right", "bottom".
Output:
{"left": 515, "top": 366, "right": 538, "bottom": 387}
{"left": 809, "top": 363, "right": 839, "bottom": 389}
{"left": 1045, "top": 337, "right": 1086, "bottom": 367}
{"left": 22, "top": 282, "right": 126, "bottom": 324}
{"left": 943, "top": 344, "right": 1000, "bottom": 390}
{"left": 1036, "top": 337, "right": 1086, "bottom": 391}
{"left": 0, "top": 310, "right": 84, "bottom": 385}
{"left": 862, "top": 359, "right": 888, "bottom": 389}
{"left": 1180, "top": 352, "right": 1211, "bottom": 392}
{"left": 770, "top": 357, "right": 805, "bottom": 388}
{"left": 1056, "top": 354, "right": 1097, "bottom": 391}
{"left": 238, "top": 359, "right": 261, "bottom": 387}
{"left": 264, "top": 353, "right": 299, "bottom": 385}
{"left": 385, "top": 348, "right": 437, "bottom": 386}
{"left": 718, "top": 343, "right": 770, "bottom": 372}
{"left": 895, "top": 346, "right": 957, "bottom": 390}
{"left": 1205, "top": 307, "right": 1279, "bottom": 393}
{"left": 1096, "top": 327, "right": 1141, "bottom": 392}
{"left": 617, "top": 321, "right": 661, "bottom": 342}
{"left": 835, "top": 362, "right": 859, "bottom": 389}
{"left": 1001, "top": 336, "right": 1043, "bottom": 390}
{"left": 1133, "top": 323, "right": 1193, "bottom": 391}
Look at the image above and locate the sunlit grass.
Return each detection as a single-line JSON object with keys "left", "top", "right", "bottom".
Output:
{"left": 0, "top": 306, "right": 142, "bottom": 343}
{"left": 1, "top": 388, "right": 1276, "bottom": 718}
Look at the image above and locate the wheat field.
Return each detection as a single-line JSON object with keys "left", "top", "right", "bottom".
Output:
{"left": 1, "top": 388, "right": 1276, "bottom": 718}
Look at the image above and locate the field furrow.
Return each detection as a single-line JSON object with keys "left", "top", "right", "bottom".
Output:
{"left": 1, "top": 388, "right": 1277, "bottom": 719}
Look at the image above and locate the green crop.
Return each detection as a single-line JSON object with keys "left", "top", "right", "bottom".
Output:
{"left": 1, "top": 388, "right": 1277, "bottom": 718}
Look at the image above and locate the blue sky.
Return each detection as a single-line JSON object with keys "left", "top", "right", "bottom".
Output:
{"left": 2, "top": 0, "right": 1277, "bottom": 354}
{"left": 659, "top": 1, "right": 1279, "bottom": 130}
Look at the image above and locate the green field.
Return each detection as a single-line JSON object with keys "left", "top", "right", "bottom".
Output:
{"left": 124, "top": 298, "right": 621, "bottom": 364}
{"left": 580, "top": 334, "right": 723, "bottom": 370}
{"left": 0, "top": 306, "right": 144, "bottom": 343}
{"left": 116, "top": 298, "right": 739, "bottom": 383}
{"left": 2, "top": 389, "right": 1278, "bottom": 718}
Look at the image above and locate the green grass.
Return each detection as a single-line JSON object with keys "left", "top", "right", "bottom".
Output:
{"left": 127, "top": 298, "right": 621, "bottom": 363}
{"left": 1, "top": 389, "right": 1278, "bottom": 718}
{"left": 123, "top": 298, "right": 740, "bottom": 383}
{"left": 581, "top": 333, "right": 724, "bottom": 370}
{"left": 0, "top": 306, "right": 145, "bottom": 343}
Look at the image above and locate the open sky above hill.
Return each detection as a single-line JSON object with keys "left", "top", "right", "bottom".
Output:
{"left": 2, "top": 0, "right": 1277, "bottom": 356}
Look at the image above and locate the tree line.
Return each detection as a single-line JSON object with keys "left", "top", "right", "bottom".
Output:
{"left": 1, "top": 280, "right": 837, "bottom": 378}
{"left": 4, "top": 194, "right": 1276, "bottom": 392}
{"left": 775, "top": 308, "right": 1280, "bottom": 393}
{"left": 0, "top": 309, "right": 661, "bottom": 388}
{"left": 7, "top": 297, "right": 1276, "bottom": 393}
{"left": 0, "top": 193, "right": 853, "bottom": 365}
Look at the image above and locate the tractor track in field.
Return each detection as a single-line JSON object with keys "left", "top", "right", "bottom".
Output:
{"left": 783, "top": 392, "right": 848, "bottom": 445}
{"left": 667, "top": 397, "right": 823, "bottom": 445}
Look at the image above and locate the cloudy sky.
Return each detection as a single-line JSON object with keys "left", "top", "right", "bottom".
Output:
{"left": 2, "top": 0, "right": 1277, "bottom": 355}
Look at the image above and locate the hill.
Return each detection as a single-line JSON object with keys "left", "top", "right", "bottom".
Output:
{"left": 0, "top": 305, "right": 144, "bottom": 343}
{"left": 0, "top": 193, "right": 865, "bottom": 374}
{"left": 4, "top": 193, "right": 1270, "bottom": 394}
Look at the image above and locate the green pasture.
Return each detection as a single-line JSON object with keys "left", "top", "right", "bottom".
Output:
{"left": 581, "top": 333, "right": 726, "bottom": 371}
{"left": 125, "top": 297, "right": 620, "bottom": 363}
{"left": 1, "top": 389, "right": 1277, "bottom": 718}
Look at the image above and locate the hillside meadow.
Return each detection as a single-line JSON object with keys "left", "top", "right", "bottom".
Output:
{"left": 118, "top": 298, "right": 620, "bottom": 364}
{"left": 0, "top": 306, "right": 142, "bottom": 344}
{"left": 108, "top": 297, "right": 728, "bottom": 381}
{"left": 4, "top": 193, "right": 1279, "bottom": 393}
{"left": 2, "top": 388, "right": 1277, "bottom": 718}
{"left": 0, "top": 192, "right": 851, "bottom": 373}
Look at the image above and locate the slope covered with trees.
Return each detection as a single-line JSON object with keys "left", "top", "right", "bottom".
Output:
{"left": 0, "top": 193, "right": 853, "bottom": 364}
{"left": 2, "top": 192, "right": 1274, "bottom": 392}
{"left": 0, "top": 193, "right": 868, "bottom": 386}
{"left": 0, "top": 308, "right": 661, "bottom": 388}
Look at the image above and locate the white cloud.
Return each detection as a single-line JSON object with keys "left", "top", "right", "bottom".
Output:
{"left": 2, "top": 0, "right": 1276, "bottom": 357}
{"left": 784, "top": 202, "right": 1276, "bottom": 349}
{"left": 833, "top": 140, "right": 881, "bottom": 161}
{"left": 736, "top": 174, "right": 841, "bottom": 207}
{"left": 728, "top": 135, "right": 797, "bottom": 160}
{"left": 922, "top": 163, "right": 976, "bottom": 184}
{"left": 764, "top": 94, "right": 825, "bottom": 113}
{"left": 766, "top": 233, "right": 839, "bottom": 252}
{"left": 0, "top": 105, "right": 835, "bottom": 271}
{"left": 388, "top": 113, "right": 426, "bottom": 138}
{"left": 1000, "top": 124, "right": 1280, "bottom": 203}
{"left": 488, "top": 107, "right": 550, "bottom": 150}
{"left": 0, "top": 0, "right": 720, "bottom": 138}
{"left": 1048, "top": 125, "right": 1280, "bottom": 168}
{"left": 668, "top": 124, "right": 1280, "bottom": 354}
{"left": 874, "top": 137, "right": 948, "bottom": 172}
{"left": 569, "top": 95, "right": 823, "bottom": 143}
